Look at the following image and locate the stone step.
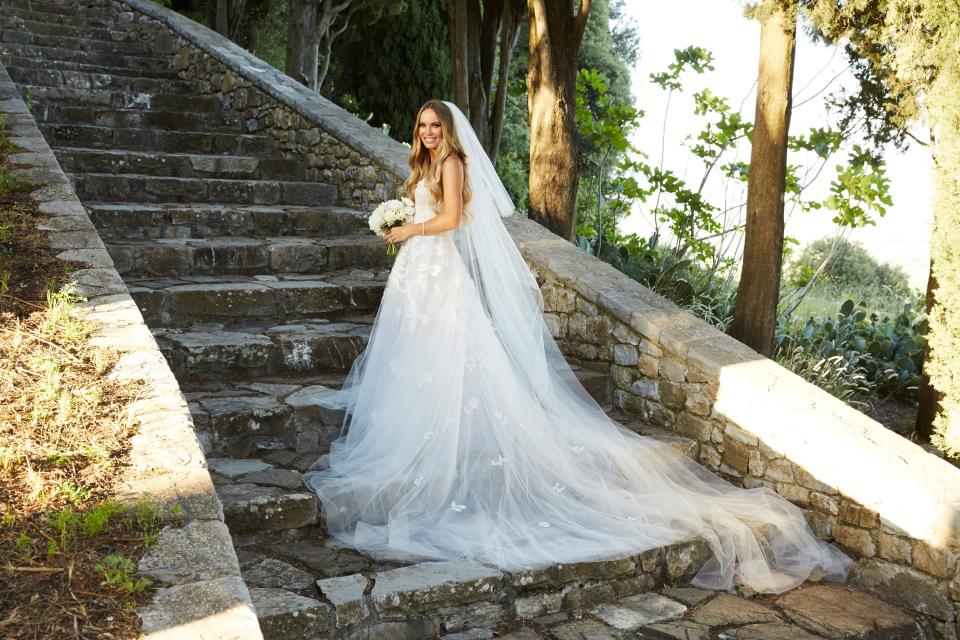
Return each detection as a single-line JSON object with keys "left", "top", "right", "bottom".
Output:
{"left": 1, "top": 54, "right": 179, "bottom": 81}
{"left": 0, "top": 14, "right": 134, "bottom": 43}
{"left": 0, "top": 28, "right": 155, "bottom": 55}
{"left": 186, "top": 364, "right": 615, "bottom": 458}
{"left": 7, "top": 65, "right": 198, "bottom": 94}
{"left": 155, "top": 320, "right": 372, "bottom": 385}
{"left": 87, "top": 202, "right": 367, "bottom": 241}
{"left": 189, "top": 381, "right": 346, "bottom": 456}
{"left": 32, "top": 104, "right": 236, "bottom": 132}
{"left": 249, "top": 588, "right": 330, "bottom": 640}
{"left": 40, "top": 123, "right": 274, "bottom": 155}
{"left": 0, "top": 43, "right": 172, "bottom": 72}
{"left": 73, "top": 174, "right": 337, "bottom": 207}
{"left": 1, "top": 6, "right": 119, "bottom": 29}
{"left": 106, "top": 234, "right": 388, "bottom": 277}
{"left": 218, "top": 484, "right": 320, "bottom": 534}
{"left": 24, "top": 85, "right": 221, "bottom": 113}
{"left": 55, "top": 148, "right": 306, "bottom": 181}
{"left": 128, "top": 270, "right": 387, "bottom": 326}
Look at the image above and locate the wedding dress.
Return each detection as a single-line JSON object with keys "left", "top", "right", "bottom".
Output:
{"left": 304, "top": 103, "right": 850, "bottom": 593}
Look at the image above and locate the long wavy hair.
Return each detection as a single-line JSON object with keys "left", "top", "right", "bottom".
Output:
{"left": 405, "top": 100, "right": 472, "bottom": 221}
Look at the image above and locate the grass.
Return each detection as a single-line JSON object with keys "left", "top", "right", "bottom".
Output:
{"left": 0, "top": 109, "right": 158, "bottom": 639}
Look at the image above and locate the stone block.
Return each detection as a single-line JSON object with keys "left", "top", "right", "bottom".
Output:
{"left": 317, "top": 573, "right": 370, "bottom": 627}
{"left": 664, "top": 538, "right": 713, "bottom": 585}
{"left": 776, "top": 583, "right": 921, "bottom": 639}
{"left": 243, "top": 559, "right": 315, "bottom": 591}
{"left": 218, "top": 484, "right": 318, "bottom": 533}
{"left": 849, "top": 558, "right": 955, "bottom": 621}
{"left": 832, "top": 525, "right": 877, "bottom": 557}
{"left": 138, "top": 520, "right": 240, "bottom": 585}
{"left": 687, "top": 593, "right": 782, "bottom": 626}
{"left": 138, "top": 576, "right": 262, "bottom": 640}
{"left": 589, "top": 593, "right": 687, "bottom": 630}
{"left": 249, "top": 588, "right": 329, "bottom": 640}
{"left": 370, "top": 561, "right": 503, "bottom": 614}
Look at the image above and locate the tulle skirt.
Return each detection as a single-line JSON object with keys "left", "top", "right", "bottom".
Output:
{"left": 304, "top": 229, "right": 850, "bottom": 593}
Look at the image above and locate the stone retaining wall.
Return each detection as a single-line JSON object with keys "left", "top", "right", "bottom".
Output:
{"left": 0, "top": 64, "right": 262, "bottom": 640}
{"left": 113, "top": 0, "right": 407, "bottom": 210}
{"left": 98, "top": 0, "right": 960, "bottom": 632}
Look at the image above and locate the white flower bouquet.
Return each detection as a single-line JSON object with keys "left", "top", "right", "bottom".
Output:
{"left": 369, "top": 197, "right": 415, "bottom": 255}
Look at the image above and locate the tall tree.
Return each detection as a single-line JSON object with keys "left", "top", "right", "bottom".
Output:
{"left": 449, "top": 0, "right": 525, "bottom": 162}
{"left": 527, "top": 0, "right": 592, "bottom": 242}
{"left": 804, "top": 0, "right": 960, "bottom": 452}
{"left": 327, "top": 0, "right": 451, "bottom": 140}
{"left": 286, "top": 0, "right": 400, "bottom": 92}
{"left": 729, "top": 1, "right": 797, "bottom": 356}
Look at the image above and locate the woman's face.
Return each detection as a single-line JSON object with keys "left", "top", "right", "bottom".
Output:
{"left": 418, "top": 108, "right": 442, "bottom": 151}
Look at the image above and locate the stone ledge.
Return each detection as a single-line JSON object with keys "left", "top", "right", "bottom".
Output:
{"left": 0, "top": 61, "right": 262, "bottom": 639}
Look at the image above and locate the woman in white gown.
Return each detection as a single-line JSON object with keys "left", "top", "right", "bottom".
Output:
{"left": 305, "top": 100, "right": 850, "bottom": 593}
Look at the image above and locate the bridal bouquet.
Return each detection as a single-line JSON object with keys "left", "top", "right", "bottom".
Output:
{"left": 369, "top": 197, "right": 415, "bottom": 255}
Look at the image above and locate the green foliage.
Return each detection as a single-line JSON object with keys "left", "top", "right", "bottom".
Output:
{"left": 579, "top": 0, "right": 637, "bottom": 105}
{"left": 786, "top": 237, "right": 911, "bottom": 296}
{"left": 95, "top": 554, "right": 152, "bottom": 594}
{"left": 777, "top": 298, "right": 926, "bottom": 402}
{"left": 328, "top": 0, "right": 452, "bottom": 140}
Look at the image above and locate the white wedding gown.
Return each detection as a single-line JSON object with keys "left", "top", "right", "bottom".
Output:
{"left": 305, "top": 181, "right": 850, "bottom": 593}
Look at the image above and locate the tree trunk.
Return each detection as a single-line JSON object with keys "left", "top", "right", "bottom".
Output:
{"left": 527, "top": 0, "right": 591, "bottom": 242}
{"left": 489, "top": 0, "right": 523, "bottom": 162}
{"left": 286, "top": 0, "right": 320, "bottom": 90}
{"left": 216, "top": 0, "right": 230, "bottom": 35}
{"left": 451, "top": 0, "right": 471, "bottom": 114}
{"left": 916, "top": 262, "right": 940, "bottom": 441}
{"left": 729, "top": 1, "right": 797, "bottom": 357}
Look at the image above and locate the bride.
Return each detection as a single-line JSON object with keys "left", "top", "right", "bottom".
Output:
{"left": 304, "top": 99, "right": 850, "bottom": 593}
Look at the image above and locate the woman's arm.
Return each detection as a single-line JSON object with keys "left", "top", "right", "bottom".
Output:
{"left": 384, "top": 156, "right": 464, "bottom": 243}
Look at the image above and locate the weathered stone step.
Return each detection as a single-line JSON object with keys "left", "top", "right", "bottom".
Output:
{"left": 1, "top": 6, "right": 119, "bottom": 29}
{"left": 40, "top": 123, "right": 274, "bottom": 155}
{"left": 187, "top": 364, "right": 614, "bottom": 458}
{"left": 190, "top": 381, "right": 346, "bottom": 456}
{"left": 1, "top": 54, "right": 179, "bottom": 81}
{"left": 249, "top": 588, "right": 329, "bottom": 640}
{"left": 218, "top": 484, "right": 319, "bottom": 534}
{"left": 24, "top": 86, "right": 221, "bottom": 113}
{"left": 87, "top": 202, "right": 367, "bottom": 241}
{"left": 0, "top": 14, "right": 133, "bottom": 43}
{"left": 128, "top": 270, "right": 387, "bottom": 326}
{"left": 155, "top": 320, "right": 371, "bottom": 384}
{"left": 6, "top": 65, "right": 198, "bottom": 94}
{"left": 0, "top": 43, "right": 171, "bottom": 72}
{"left": 32, "top": 104, "right": 236, "bottom": 132}
{"left": 73, "top": 174, "right": 337, "bottom": 207}
{"left": 0, "top": 28, "right": 155, "bottom": 55}
{"left": 56, "top": 148, "right": 305, "bottom": 181}
{"left": 106, "top": 234, "right": 388, "bottom": 277}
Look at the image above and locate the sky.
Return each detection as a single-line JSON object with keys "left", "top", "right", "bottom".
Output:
{"left": 615, "top": 0, "right": 933, "bottom": 288}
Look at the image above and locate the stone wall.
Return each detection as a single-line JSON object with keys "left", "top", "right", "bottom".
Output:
{"left": 0, "top": 64, "right": 262, "bottom": 640}
{"left": 106, "top": 0, "right": 960, "bottom": 631}
{"left": 113, "top": 0, "right": 407, "bottom": 211}
{"left": 505, "top": 215, "right": 960, "bottom": 631}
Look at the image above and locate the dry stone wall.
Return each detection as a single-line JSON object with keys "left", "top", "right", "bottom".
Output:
{"left": 101, "top": 0, "right": 960, "bottom": 631}
{"left": 110, "top": 0, "right": 406, "bottom": 211}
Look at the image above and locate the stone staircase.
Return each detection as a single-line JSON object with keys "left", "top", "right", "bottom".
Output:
{"left": 1, "top": 1, "right": 937, "bottom": 639}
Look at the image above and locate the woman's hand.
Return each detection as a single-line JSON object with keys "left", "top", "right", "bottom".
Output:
{"left": 384, "top": 224, "right": 415, "bottom": 244}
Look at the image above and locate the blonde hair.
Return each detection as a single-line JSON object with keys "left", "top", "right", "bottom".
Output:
{"left": 405, "top": 100, "right": 472, "bottom": 221}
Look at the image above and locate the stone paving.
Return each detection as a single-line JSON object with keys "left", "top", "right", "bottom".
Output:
{"left": 1, "top": 1, "right": 954, "bottom": 638}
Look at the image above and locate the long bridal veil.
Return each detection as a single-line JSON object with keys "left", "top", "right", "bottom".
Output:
{"left": 304, "top": 101, "right": 850, "bottom": 593}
